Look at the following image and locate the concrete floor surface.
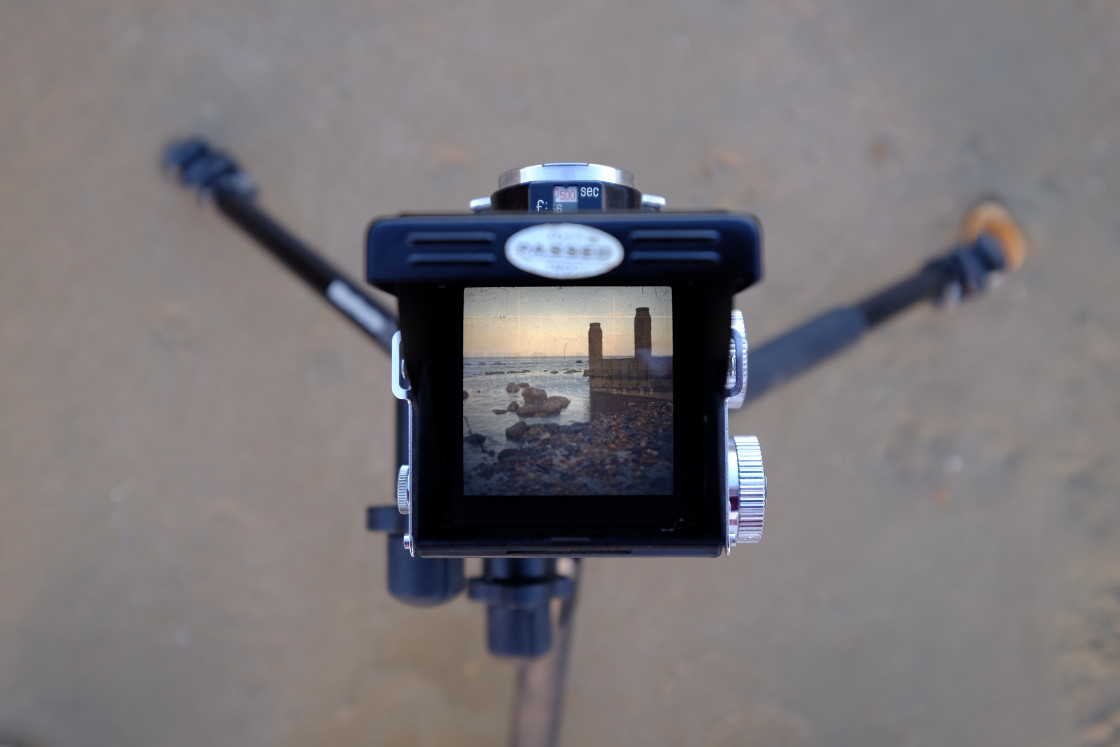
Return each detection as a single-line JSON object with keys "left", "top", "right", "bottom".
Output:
{"left": 2, "top": 1, "right": 1119, "bottom": 745}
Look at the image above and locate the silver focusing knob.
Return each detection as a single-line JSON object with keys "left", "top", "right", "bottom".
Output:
{"left": 497, "top": 163, "right": 636, "bottom": 189}
{"left": 726, "top": 310, "right": 748, "bottom": 410}
{"left": 727, "top": 435, "right": 765, "bottom": 549}
{"left": 396, "top": 464, "right": 411, "bottom": 514}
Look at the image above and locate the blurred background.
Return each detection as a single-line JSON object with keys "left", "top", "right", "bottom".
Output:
{"left": 2, "top": 1, "right": 1118, "bottom": 745}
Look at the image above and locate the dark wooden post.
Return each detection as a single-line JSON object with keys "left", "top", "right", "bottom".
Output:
{"left": 634, "top": 307, "right": 652, "bottom": 361}
{"left": 588, "top": 322, "right": 603, "bottom": 375}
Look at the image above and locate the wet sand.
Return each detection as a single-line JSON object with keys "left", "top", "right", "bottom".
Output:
{"left": 2, "top": 2, "right": 1119, "bottom": 745}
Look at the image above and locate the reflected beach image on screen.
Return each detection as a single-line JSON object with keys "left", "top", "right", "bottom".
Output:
{"left": 463, "top": 286, "right": 673, "bottom": 496}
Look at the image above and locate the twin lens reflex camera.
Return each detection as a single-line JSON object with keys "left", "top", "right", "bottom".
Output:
{"left": 366, "top": 163, "right": 767, "bottom": 558}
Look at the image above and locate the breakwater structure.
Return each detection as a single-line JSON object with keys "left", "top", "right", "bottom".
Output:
{"left": 584, "top": 307, "right": 672, "bottom": 411}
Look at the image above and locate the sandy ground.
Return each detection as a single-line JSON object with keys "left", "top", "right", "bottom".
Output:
{"left": 2, "top": 1, "right": 1119, "bottom": 745}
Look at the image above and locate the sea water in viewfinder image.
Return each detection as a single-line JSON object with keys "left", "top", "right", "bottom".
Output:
{"left": 462, "top": 286, "right": 673, "bottom": 496}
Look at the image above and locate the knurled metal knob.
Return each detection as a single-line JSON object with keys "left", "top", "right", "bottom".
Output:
{"left": 726, "top": 310, "right": 748, "bottom": 410}
{"left": 728, "top": 435, "right": 766, "bottom": 549}
{"left": 397, "top": 464, "right": 411, "bottom": 514}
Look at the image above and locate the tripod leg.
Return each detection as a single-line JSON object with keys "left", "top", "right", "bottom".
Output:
{"left": 508, "top": 559, "right": 582, "bottom": 747}
{"left": 163, "top": 138, "right": 398, "bottom": 352}
{"left": 166, "top": 139, "right": 470, "bottom": 607}
{"left": 744, "top": 201, "right": 1027, "bottom": 404}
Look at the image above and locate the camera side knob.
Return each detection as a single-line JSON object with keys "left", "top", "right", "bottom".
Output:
{"left": 727, "top": 435, "right": 766, "bottom": 550}
{"left": 726, "top": 310, "right": 748, "bottom": 410}
{"left": 397, "top": 464, "right": 411, "bottom": 514}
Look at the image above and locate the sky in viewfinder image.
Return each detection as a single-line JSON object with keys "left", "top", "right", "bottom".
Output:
{"left": 463, "top": 286, "right": 672, "bottom": 359}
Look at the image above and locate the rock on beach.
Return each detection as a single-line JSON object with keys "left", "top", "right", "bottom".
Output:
{"left": 517, "top": 396, "right": 571, "bottom": 417}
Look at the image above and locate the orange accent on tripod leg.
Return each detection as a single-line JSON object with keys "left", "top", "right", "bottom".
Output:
{"left": 961, "top": 201, "right": 1029, "bottom": 271}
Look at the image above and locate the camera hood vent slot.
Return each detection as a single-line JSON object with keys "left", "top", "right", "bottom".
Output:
{"left": 631, "top": 251, "right": 721, "bottom": 264}
{"left": 405, "top": 231, "right": 497, "bottom": 246}
{"left": 628, "top": 229, "right": 721, "bottom": 244}
{"left": 407, "top": 253, "right": 497, "bottom": 266}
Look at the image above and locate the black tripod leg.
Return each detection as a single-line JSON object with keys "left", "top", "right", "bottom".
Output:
{"left": 744, "top": 214, "right": 1024, "bottom": 405}
{"left": 165, "top": 138, "right": 467, "bottom": 607}
{"left": 509, "top": 559, "right": 582, "bottom": 747}
{"left": 163, "top": 138, "right": 398, "bottom": 352}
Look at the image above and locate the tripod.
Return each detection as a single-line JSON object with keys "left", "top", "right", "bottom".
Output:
{"left": 163, "top": 138, "right": 1026, "bottom": 747}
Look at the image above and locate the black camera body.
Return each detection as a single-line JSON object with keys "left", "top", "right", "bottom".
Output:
{"left": 367, "top": 165, "right": 765, "bottom": 558}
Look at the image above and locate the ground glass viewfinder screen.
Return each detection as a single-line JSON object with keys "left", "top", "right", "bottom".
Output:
{"left": 463, "top": 286, "right": 673, "bottom": 496}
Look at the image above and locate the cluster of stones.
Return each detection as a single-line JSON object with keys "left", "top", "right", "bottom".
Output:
{"left": 488, "top": 383, "right": 571, "bottom": 418}
{"left": 465, "top": 400, "right": 674, "bottom": 496}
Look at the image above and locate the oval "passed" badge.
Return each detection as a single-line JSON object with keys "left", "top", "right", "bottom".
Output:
{"left": 504, "top": 223, "right": 624, "bottom": 279}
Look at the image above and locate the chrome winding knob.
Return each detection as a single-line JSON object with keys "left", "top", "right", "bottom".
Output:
{"left": 397, "top": 464, "right": 411, "bottom": 514}
{"left": 728, "top": 435, "right": 766, "bottom": 550}
{"left": 726, "top": 309, "right": 748, "bottom": 410}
